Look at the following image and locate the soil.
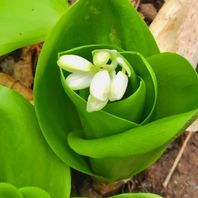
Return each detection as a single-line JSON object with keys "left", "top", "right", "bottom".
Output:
{"left": 0, "top": 0, "right": 198, "bottom": 198}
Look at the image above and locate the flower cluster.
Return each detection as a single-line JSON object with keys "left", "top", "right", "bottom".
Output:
{"left": 57, "top": 49, "right": 131, "bottom": 112}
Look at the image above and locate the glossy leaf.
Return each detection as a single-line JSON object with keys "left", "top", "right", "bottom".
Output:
{"left": 68, "top": 110, "right": 198, "bottom": 158}
{"left": 147, "top": 53, "right": 198, "bottom": 119}
{"left": 19, "top": 187, "right": 51, "bottom": 198}
{"left": 0, "top": 86, "right": 70, "bottom": 198}
{"left": 108, "top": 193, "right": 163, "bottom": 198}
{"left": 67, "top": 110, "right": 197, "bottom": 181}
{"left": 0, "top": 183, "right": 22, "bottom": 198}
{"left": 0, "top": 183, "right": 51, "bottom": 198}
{"left": 0, "top": 0, "right": 68, "bottom": 55}
{"left": 73, "top": 193, "right": 162, "bottom": 198}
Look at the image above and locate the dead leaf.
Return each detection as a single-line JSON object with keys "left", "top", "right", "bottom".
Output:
{"left": 13, "top": 44, "right": 42, "bottom": 88}
{"left": 0, "top": 72, "right": 33, "bottom": 102}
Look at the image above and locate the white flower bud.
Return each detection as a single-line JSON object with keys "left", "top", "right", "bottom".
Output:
{"left": 66, "top": 72, "right": 94, "bottom": 90}
{"left": 90, "top": 70, "right": 111, "bottom": 101}
{"left": 87, "top": 95, "right": 108, "bottom": 112}
{"left": 57, "top": 55, "right": 93, "bottom": 72}
{"left": 93, "top": 51, "right": 110, "bottom": 66}
{"left": 109, "top": 71, "right": 128, "bottom": 101}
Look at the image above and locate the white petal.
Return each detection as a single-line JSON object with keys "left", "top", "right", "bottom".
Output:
{"left": 87, "top": 95, "right": 108, "bottom": 112}
{"left": 66, "top": 72, "right": 94, "bottom": 90}
{"left": 109, "top": 71, "right": 128, "bottom": 101}
{"left": 57, "top": 55, "right": 93, "bottom": 72}
{"left": 90, "top": 70, "right": 111, "bottom": 101}
{"left": 93, "top": 50, "right": 110, "bottom": 66}
{"left": 116, "top": 56, "right": 131, "bottom": 77}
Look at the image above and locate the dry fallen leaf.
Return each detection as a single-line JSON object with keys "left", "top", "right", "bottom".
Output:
{"left": 0, "top": 72, "right": 33, "bottom": 103}
{"left": 13, "top": 44, "right": 42, "bottom": 88}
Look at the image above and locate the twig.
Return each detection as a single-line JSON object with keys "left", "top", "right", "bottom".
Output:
{"left": 162, "top": 132, "right": 193, "bottom": 188}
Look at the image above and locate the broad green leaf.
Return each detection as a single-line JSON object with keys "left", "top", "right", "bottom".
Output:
{"left": 0, "top": 86, "right": 70, "bottom": 198}
{"left": 0, "top": 183, "right": 22, "bottom": 198}
{"left": 0, "top": 183, "right": 51, "bottom": 198}
{"left": 73, "top": 193, "right": 163, "bottom": 198}
{"left": 19, "top": 187, "right": 51, "bottom": 198}
{"left": 147, "top": 53, "right": 198, "bottom": 120}
{"left": 0, "top": 0, "right": 68, "bottom": 55}
{"left": 68, "top": 110, "right": 198, "bottom": 158}
{"left": 67, "top": 109, "right": 197, "bottom": 181}
{"left": 109, "top": 193, "right": 162, "bottom": 198}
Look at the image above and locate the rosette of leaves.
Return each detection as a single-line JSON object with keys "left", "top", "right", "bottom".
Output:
{"left": 0, "top": 86, "right": 70, "bottom": 198}
{"left": 34, "top": 0, "right": 198, "bottom": 182}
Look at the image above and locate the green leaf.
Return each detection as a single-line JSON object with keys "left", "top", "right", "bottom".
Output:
{"left": 73, "top": 193, "right": 163, "bottom": 198}
{"left": 108, "top": 193, "right": 163, "bottom": 198}
{"left": 19, "top": 187, "right": 51, "bottom": 198}
{"left": 68, "top": 110, "right": 198, "bottom": 158}
{"left": 89, "top": 147, "right": 165, "bottom": 182}
{"left": 0, "top": 183, "right": 51, "bottom": 198}
{"left": 147, "top": 53, "right": 198, "bottom": 120}
{"left": 0, "top": 86, "right": 70, "bottom": 198}
{"left": 0, "top": 0, "right": 68, "bottom": 55}
{"left": 67, "top": 109, "right": 197, "bottom": 181}
{"left": 0, "top": 183, "right": 22, "bottom": 198}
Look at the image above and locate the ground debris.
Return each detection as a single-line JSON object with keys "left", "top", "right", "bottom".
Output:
{"left": 0, "top": 72, "right": 33, "bottom": 102}
{"left": 13, "top": 44, "right": 42, "bottom": 88}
